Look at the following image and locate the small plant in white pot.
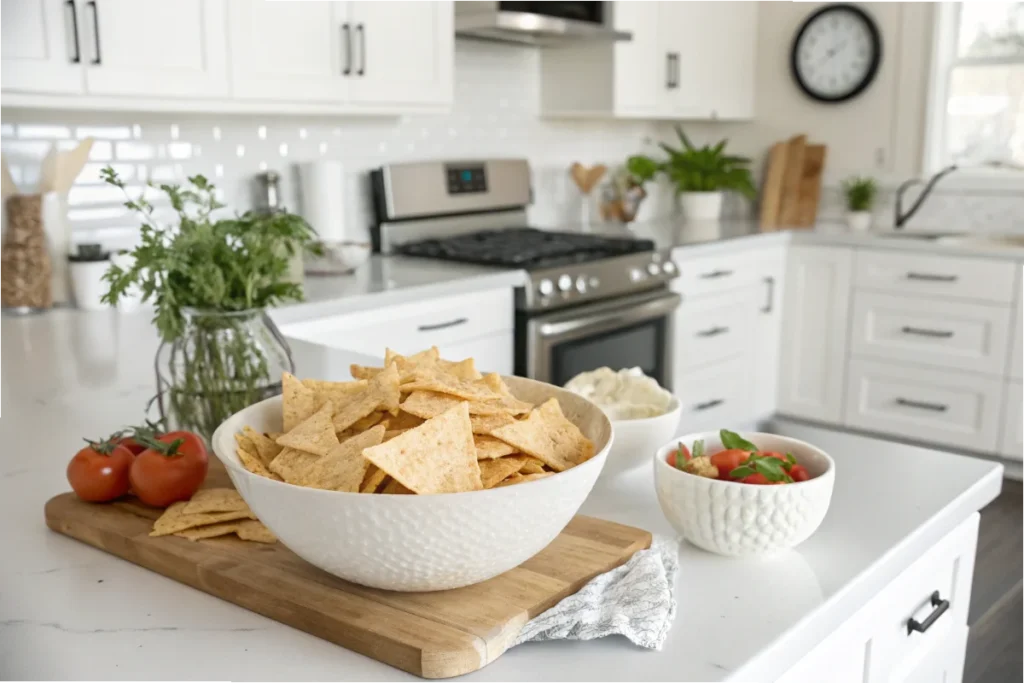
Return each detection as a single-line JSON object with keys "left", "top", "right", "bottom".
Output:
{"left": 842, "top": 176, "right": 877, "bottom": 232}
{"left": 629, "top": 127, "right": 755, "bottom": 221}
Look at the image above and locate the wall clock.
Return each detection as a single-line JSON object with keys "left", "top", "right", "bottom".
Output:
{"left": 791, "top": 4, "right": 882, "bottom": 103}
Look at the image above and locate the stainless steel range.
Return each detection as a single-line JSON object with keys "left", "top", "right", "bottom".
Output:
{"left": 370, "top": 158, "right": 680, "bottom": 388}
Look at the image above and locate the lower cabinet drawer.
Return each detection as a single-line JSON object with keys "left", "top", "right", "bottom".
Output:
{"left": 674, "top": 356, "right": 752, "bottom": 432}
{"left": 844, "top": 358, "right": 1005, "bottom": 452}
{"left": 675, "top": 289, "right": 757, "bottom": 371}
{"left": 1000, "top": 380, "right": 1023, "bottom": 461}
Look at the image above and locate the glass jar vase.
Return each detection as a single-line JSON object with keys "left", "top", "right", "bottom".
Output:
{"left": 154, "top": 308, "right": 294, "bottom": 442}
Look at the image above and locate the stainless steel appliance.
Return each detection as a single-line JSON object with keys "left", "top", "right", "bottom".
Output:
{"left": 370, "top": 158, "right": 680, "bottom": 388}
{"left": 454, "top": 1, "right": 630, "bottom": 46}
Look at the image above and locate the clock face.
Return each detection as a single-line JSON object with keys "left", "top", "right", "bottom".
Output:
{"left": 791, "top": 4, "right": 881, "bottom": 103}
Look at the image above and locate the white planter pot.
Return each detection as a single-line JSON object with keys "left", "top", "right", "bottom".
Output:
{"left": 679, "top": 191, "right": 723, "bottom": 221}
{"left": 846, "top": 210, "right": 873, "bottom": 232}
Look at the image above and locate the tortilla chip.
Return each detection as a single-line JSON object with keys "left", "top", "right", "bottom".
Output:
{"left": 234, "top": 432, "right": 256, "bottom": 456}
{"left": 302, "top": 378, "right": 368, "bottom": 409}
{"left": 182, "top": 488, "right": 248, "bottom": 515}
{"left": 387, "top": 346, "right": 439, "bottom": 369}
{"left": 519, "top": 457, "right": 547, "bottom": 475}
{"left": 380, "top": 477, "right": 414, "bottom": 495}
{"left": 350, "top": 410, "right": 386, "bottom": 432}
{"left": 439, "top": 357, "right": 481, "bottom": 380}
{"left": 175, "top": 519, "right": 276, "bottom": 543}
{"left": 237, "top": 446, "right": 282, "bottom": 481}
{"left": 151, "top": 501, "right": 254, "bottom": 537}
{"left": 383, "top": 429, "right": 409, "bottom": 441}
{"left": 360, "top": 463, "right": 388, "bottom": 493}
{"left": 268, "top": 447, "right": 320, "bottom": 485}
{"left": 266, "top": 432, "right": 283, "bottom": 441}
{"left": 282, "top": 372, "right": 318, "bottom": 432}
{"left": 479, "top": 455, "right": 529, "bottom": 488}
{"left": 490, "top": 398, "right": 594, "bottom": 472}
{"left": 349, "top": 364, "right": 382, "bottom": 381}
{"left": 276, "top": 401, "right": 338, "bottom": 457}
{"left": 303, "top": 426, "right": 385, "bottom": 492}
{"left": 495, "top": 472, "right": 525, "bottom": 488}
{"left": 475, "top": 434, "right": 518, "bottom": 460}
{"left": 243, "top": 427, "right": 283, "bottom": 466}
{"left": 401, "top": 366, "right": 501, "bottom": 402}
{"left": 470, "top": 412, "right": 516, "bottom": 435}
{"left": 362, "top": 402, "right": 482, "bottom": 494}
{"left": 235, "top": 520, "right": 277, "bottom": 543}
{"left": 387, "top": 410, "right": 426, "bottom": 431}
{"left": 482, "top": 372, "right": 513, "bottom": 396}
{"left": 401, "top": 390, "right": 529, "bottom": 419}
{"left": 496, "top": 471, "right": 555, "bottom": 487}
{"left": 333, "top": 364, "right": 401, "bottom": 433}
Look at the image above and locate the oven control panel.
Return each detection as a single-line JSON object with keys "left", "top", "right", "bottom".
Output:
{"left": 519, "top": 250, "right": 679, "bottom": 312}
{"left": 445, "top": 164, "right": 487, "bottom": 194}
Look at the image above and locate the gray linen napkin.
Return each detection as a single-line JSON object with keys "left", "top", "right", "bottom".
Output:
{"left": 514, "top": 536, "right": 679, "bottom": 650}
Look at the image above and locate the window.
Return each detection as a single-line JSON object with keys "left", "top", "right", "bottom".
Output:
{"left": 926, "top": 2, "right": 1024, "bottom": 173}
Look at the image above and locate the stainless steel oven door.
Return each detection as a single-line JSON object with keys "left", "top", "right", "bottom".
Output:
{"left": 524, "top": 289, "right": 680, "bottom": 389}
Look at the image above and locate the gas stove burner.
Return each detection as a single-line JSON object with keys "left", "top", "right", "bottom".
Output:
{"left": 396, "top": 227, "right": 655, "bottom": 269}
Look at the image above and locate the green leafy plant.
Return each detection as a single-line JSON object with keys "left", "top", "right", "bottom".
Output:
{"left": 101, "top": 167, "right": 321, "bottom": 439}
{"left": 842, "top": 176, "right": 877, "bottom": 212}
{"left": 628, "top": 127, "right": 756, "bottom": 199}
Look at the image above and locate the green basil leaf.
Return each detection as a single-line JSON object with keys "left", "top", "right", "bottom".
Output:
{"left": 754, "top": 459, "right": 786, "bottom": 481}
{"left": 692, "top": 439, "right": 705, "bottom": 459}
{"left": 719, "top": 429, "right": 758, "bottom": 452}
{"left": 729, "top": 465, "right": 755, "bottom": 479}
{"left": 785, "top": 452, "right": 797, "bottom": 465}
{"left": 675, "top": 446, "right": 687, "bottom": 470}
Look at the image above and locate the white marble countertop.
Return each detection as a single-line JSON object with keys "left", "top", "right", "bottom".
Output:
{"left": 0, "top": 309, "right": 1004, "bottom": 681}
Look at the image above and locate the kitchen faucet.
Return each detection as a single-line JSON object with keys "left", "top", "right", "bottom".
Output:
{"left": 894, "top": 160, "right": 1024, "bottom": 229}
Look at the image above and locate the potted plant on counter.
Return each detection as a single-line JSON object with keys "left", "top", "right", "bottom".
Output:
{"left": 842, "top": 176, "right": 877, "bottom": 232}
{"left": 100, "top": 167, "right": 321, "bottom": 441}
{"left": 630, "top": 126, "right": 756, "bottom": 221}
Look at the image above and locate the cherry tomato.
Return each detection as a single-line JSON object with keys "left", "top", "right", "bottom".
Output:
{"left": 667, "top": 452, "right": 677, "bottom": 468}
{"left": 710, "top": 449, "right": 750, "bottom": 480}
{"left": 789, "top": 464, "right": 810, "bottom": 482}
{"left": 130, "top": 431, "right": 208, "bottom": 508}
{"left": 67, "top": 441, "right": 134, "bottom": 502}
{"left": 740, "top": 473, "right": 784, "bottom": 485}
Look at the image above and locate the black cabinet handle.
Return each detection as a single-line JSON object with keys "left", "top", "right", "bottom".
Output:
{"left": 762, "top": 276, "right": 775, "bottom": 313}
{"left": 907, "top": 591, "right": 950, "bottom": 635}
{"left": 65, "top": 0, "right": 81, "bottom": 64}
{"left": 696, "top": 326, "right": 729, "bottom": 338}
{"left": 694, "top": 399, "right": 723, "bottom": 411}
{"left": 896, "top": 397, "right": 948, "bottom": 412}
{"left": 356, "top": 23, "right": 365, "bottom": 76}
{"left": 86, "top": 0, "right": 100, "bottom": 65}
{"left": 699, "top": 269, "right": 733, "bottom": 280}
{"left": 341, "top": 23, "right": 352, "bottom": 75}
{"left": 901, "top": 326, "right": 954, "bottom": 339}
{"left": 907, "top": 272, "right": 958, "bottom": 282}
{"left": 417, "top": 317, "right": 467, "bottom": 332}
{"left": 673, "top": 52, "right": 680, "bottom": 88}
{"left": 665, "top": 53, "right": 672, "bottom": 89}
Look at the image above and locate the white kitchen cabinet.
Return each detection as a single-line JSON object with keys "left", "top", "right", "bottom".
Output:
{"left": 0, "top": 0, "right": 83, "bottom": 94}
{"left": 674, "top": 288, "right": 757, "bottom": 372}
{"left": 346, "top": 2, "right": 452, "bottom": 108}
{"left": 887, "top": 627, "right": 968, "bottom": 683}
{"left": 778, "top": 246, "right": 854, "bottom": 423}
{"left": 1000, "top": 380, "right": 1022, "bottom": 461}
{"left": 228, "top": 0, "right": 347, "bottom": 103}
{"left": 751, "top": 249, "right": 786, "bottom": 419}
{"left": 854, "top": 250, "right": 1017, "bottom": 304}
{"left": 540, "top": 1, "right": 757, "bottom": 120}
{"left": 1010, "top": 285, "right": 1022, "bottom": 380}
{"left": 82, "top": 0, "right": 228, "bottom": 98}
{"left": 674, "top": 355, "right": 752, "bottom": 433}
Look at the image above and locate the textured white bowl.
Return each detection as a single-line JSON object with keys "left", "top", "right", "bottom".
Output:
{"left": 602, "top": 398, "right": 682, "bottom": 478}
{"left": 211, "top": 376, "right": 612, "bottom": 591}
{"left": 653, "top": 432, "right": 835, "bottom": 557}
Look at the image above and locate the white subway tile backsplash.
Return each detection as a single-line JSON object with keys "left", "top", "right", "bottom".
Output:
{"left": 114, "top": 142, "right": 155, "bottom": 161}
{"left": 17, "top": 124, "right": 70, "bottom": 139}
{"left": 2, "top": 140, "right": 54, "bottom": 159}
{"left": 89, "top": 140, "right": 113, "bottom": 161}
{"left": 167, "top": 143, "right": 192, "bottom": 160}
{"left": 76, "top": 126, "right": 132, "bottom": 140}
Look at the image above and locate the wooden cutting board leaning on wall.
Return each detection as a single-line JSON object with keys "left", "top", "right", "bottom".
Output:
{"left": 759, "top": 135, "right": 827, "bottom": 231}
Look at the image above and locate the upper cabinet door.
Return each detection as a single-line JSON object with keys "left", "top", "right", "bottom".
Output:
{"left": 1, "top": 0, "right": 84, "bottom": 94}
{"left": 81, "top": 0, "right": 229, "bottom": 98}
{"left": 345, "top": 1, "right": 452, "bottom": 107}
{"left": 228, "top": 0, "right": 347, "bottom": 103}
{"left": 611, "top": 1, "right": 662, "bottom": 115}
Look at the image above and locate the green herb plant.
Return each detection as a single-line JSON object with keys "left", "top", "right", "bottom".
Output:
{"left": 841, "top": 176, "right": 877, "bottom": 212}
{"left": 628, "top": 126, "right": 756, "bottom": 199}
{"left": 100, "top": 167, "right": 321, "bottom": 439}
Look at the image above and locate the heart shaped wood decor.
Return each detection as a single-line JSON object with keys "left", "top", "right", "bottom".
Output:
{"left": 570, "top": 162, "right": 608, "bottom": 195}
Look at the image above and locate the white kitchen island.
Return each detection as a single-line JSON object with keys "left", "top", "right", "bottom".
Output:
{"left": 0, "top": 309, "right": 1003, "bottom": 682}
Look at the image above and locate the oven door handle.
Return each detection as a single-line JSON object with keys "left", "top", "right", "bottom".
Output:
{"left": 537, "top": 292, "right": 681, "bottom": 339}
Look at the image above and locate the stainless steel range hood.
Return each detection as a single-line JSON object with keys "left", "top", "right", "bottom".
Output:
{"left": 455, "top": 2, "right": 631, "bottom": 47}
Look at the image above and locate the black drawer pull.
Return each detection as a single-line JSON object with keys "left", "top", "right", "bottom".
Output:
{"left": 907, "top": 591, "right": 950, "bottom": 635}
{"left": 696, "top": 326, "right": 729, "bottom": 338}
{"left": 694, "top": 399, "right": 723, "bottom": 411}
{"left": 901, "top": 326, "right": 954, "bottom": 338}
{"left": 896, "top": 397, "right": 948, "bottom": 412}
{"left": 66, "top": 0, "right": 81, "bottom": 64}
{"left": 906, "top": 272, "right": 958, "bottom": 282}
{"left": 417, "top": 317, "right": 467, "bottom": 332}
{"left": 761, "top": 276, "right": 775, "bottom": 313}
{"left": 699, "top": 269, "right": 733, "bottom": 280}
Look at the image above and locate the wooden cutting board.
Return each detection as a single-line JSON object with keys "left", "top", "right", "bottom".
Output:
{"left": 793, "top": 144, "right": 827, "bottom": 228}
{"left": 44, "top": 491, "right": 652, "bottom": 679}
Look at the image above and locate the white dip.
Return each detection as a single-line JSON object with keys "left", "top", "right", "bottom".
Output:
{"left": 564, "top": 367, "right": 674, "bottom": 420}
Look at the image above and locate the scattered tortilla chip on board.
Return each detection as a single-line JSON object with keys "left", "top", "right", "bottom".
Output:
{"left": 490, "top": 398, "right": 594, "bottom": 472}
{"left": 175, "top": 519, "right": 276, "bottom": 543}
{"left": 151, "top": 501, "right": 254, "bottom": 537}
{"left": 182, "top": 488, "right": 248, "bottom": 515}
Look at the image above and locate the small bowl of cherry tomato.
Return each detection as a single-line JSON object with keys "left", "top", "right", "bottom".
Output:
{"left": 653, "top": 429, "right": 835, "bottom": 557}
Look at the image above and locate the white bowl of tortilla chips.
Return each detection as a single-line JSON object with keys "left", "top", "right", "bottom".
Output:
{"left": 211, "top": 347, "right": 612, "bottom": 592}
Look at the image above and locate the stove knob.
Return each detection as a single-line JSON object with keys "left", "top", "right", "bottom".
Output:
{"left": 662, "top": 261, "right": 676, "bottom": 274}
{"left": 588, "top": 276, "right": 600, "bottom": 289}
{"left": 629, "top": 268, "right": 643, "bottom": 282}
{"left": 575, "top": 276, "right": 587, "bottom": 293}
{"left": 558, "top": 274, "right": 573, "bottom": 292}
{"left": 647, "top": 262, "right": 661, "bottom": 276}
{"left": 537, "top": 278, "right": 554, "bottom": 297}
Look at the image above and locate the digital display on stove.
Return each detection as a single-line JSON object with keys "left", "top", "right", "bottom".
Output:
{"left": 445, "top": 164, "right": 487, "bottom": 195}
